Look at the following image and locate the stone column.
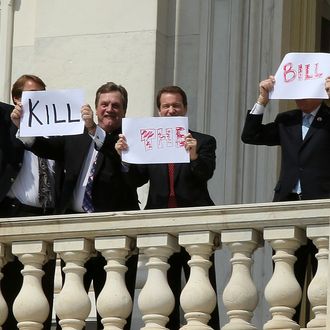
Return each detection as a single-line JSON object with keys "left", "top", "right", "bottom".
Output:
{"left": 12, "top": 241, "right": 51, "bottom": 330}
{"left": 95, "top": 236, "right": 135, "bottom": 330}
{"left": 221, "top": 229, "right": 260, "bottom": 330}
{"left": 263, "top": 226, "right": 305, "bottom": 330}
{"left": 54, "top": 238, "right": 92, "bottom": 330}
{"left": 137, "top": 233, "right": 179, "bottom": 330}
{"left": 306, "top": 225, "right": 329, "bottom": 329}
{"left": 0, "top": 243, "right": 9, "bottom": 328}
{"left": 179, "top": 231, "right": 218, "bottom": 330}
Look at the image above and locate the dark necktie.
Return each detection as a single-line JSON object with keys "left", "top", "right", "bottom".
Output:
{"left": 38, "top": 158, "right": 54, "bottom": 210}
{"left": 82, "top": 154, "right": 98, "bottom": 213}
{"left": 168, "top": 163, "right": 177, "bottom": 208}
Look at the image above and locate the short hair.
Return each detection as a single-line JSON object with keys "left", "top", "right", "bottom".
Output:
{"left": 11, "top": 74, "right": 46, "bottom": 102}
{"left": 95, "top": 82, "right": 128, "bottom": 112}
{"left": 156, "top": 85, "right": 188, "bottom": 109}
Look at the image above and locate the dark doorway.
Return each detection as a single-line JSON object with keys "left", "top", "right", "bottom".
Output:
{"left": 321, "top": 17, "right": 330, "bottom": 52}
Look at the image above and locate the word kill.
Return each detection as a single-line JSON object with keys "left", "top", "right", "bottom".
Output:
{"left": 140, "top": 127, "right": 186, "bottom": 151}
{"left": 27, "top": 99, "right": 80, "bottom": 127}
{"left": 283, "top": 62, "right": 323, "bottom": 83}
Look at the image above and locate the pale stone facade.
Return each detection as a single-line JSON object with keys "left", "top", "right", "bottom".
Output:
{"left": 1, "top": 2, "right": 330, "bottom": 329}
{"left": 1, "top": 0, "right": 330, "bottom": 205}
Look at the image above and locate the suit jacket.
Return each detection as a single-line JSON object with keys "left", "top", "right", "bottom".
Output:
{"left": 0, "top": 102, "right": 63, "bottom": 208}
{"left": 30, "top": 128, "right": 139, "bottom": 213}
{"left": 241, "top": 103, "right": 330, "bottom": 201}
{"left": 128, "top": 130, "right": 216, "bottom": 209}
{"left": 0, "top": 102, "right": 26, "bottom": 202}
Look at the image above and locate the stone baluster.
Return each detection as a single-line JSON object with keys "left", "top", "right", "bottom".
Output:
{"left": 54, "top": 238, "right": 92, "bottom": 330}
{"left": 0, "top": 243, "right": 9, "bottom": 329}
{"left": 137, "top": 233, "right": 179, "bottom": 330}
{"left": 306, "top": 225, "right": 329, "bottom": 329}
{"left": 179, "top": 231, "right": 218, "bottom": 330}
{"left": 221, "top": 229, "right": 260, "bottom": 330}
{"left": 12, "top": 241, "right": 51, "bottom": 330}
{"left": 263, "top": 226, "right": 305, "bottom": 330}
{"left": 95, "top": 236, "right": 135, "bottom": 330}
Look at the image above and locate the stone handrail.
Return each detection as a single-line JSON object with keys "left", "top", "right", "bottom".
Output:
{"left": 0, "top": 199, "right": 329, "bottom": 330}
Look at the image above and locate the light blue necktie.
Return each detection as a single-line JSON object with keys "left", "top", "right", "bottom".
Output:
{"left": 302, "top": 113, "right": 313, "bottom": 139}
{"left": 294, "top": 113, "right": 314, "bottom": 194}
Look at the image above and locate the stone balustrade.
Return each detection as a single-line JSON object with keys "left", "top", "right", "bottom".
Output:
{"left": 0, "top": 199, "right": 329, "bottom": 330}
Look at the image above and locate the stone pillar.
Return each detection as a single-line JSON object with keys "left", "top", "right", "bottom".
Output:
{"left": 12, "top": 241, "right": 51, "bottom": 330}
{"left": 179, "top": 231, "right": 218, "bottom": 330}
{"left": 0, "top": 244, "right": 9, "bottom": 328}
{"left": 306, "top": 225, "right": 329, "bottom": 329}
{"left": 95, "top": 236, "right": 135, "bottom": 330}
{"left": 137, "top": 233, "right": 179, "bottom": 330}
{"left": 54, "top": 238, "right": 92, "bottom": 330}
{"left": 221, "top": 229, "right": 260, "bottom": 330}
{"left": 263, "top": 226, "right": 306, "bottom": 330}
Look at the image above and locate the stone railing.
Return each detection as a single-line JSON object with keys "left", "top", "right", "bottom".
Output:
{"left": 0, "top": 199, "right": 329, "bottom": 330}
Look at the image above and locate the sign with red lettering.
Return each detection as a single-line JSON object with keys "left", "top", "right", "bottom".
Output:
{"left": 270, "top": 52, "right": 330, "bottom": 99}
{"left": 20, "top": 89, "right": 84, "bottom": 137}
{"left": 122, "top": 116, "right": 189, "bottom": 164}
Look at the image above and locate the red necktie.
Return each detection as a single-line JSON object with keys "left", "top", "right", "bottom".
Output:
{"left": 168, "top": 163, "right": 177, "bottom": 208}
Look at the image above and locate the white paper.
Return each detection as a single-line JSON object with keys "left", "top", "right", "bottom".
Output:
{"left": 20, "top": 89, "right": 84, "bottom": 137}
{"left": 270, "top": 52, "right": 330, "bottom": 99}
{"left": 122, "top": 116, "right": 190, "bottom": 164}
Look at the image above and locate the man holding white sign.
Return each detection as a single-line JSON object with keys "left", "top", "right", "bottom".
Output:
{"left": 0, "top": 74, "right": 57, "bottom": 330}
{"left": 242, "top": 61, "right": 330, "bottom": 201}
{"left": 241, "top": 52, "right": 330, "bottom": 325}
{"left": 11, "top": 81, "right": 139, "bottom": 330}
{"left": 115, "top": 85, "right": 219, "bottom": 330}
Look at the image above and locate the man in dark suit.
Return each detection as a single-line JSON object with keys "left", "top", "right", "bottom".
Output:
{"left": 115, "top": 85, "right": 219, "bottom": 329}
{"left": 241, "top": 75, "right": 330, "bottom": 201}
{"left": 0, "top": 75, "right": 57, "bottom": 330}
{"left": 241, "top": 75, "right": 330, "bottom": 325}
{"left": 11, "top": 81, "right": 139, "bottom": 330}
{"left": 0, "top": 101, "right": 15, "bottom": 190}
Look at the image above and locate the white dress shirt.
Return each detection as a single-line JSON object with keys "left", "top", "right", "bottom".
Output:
{"left": 8, "top": 151, "right": 55, "bottom": 207}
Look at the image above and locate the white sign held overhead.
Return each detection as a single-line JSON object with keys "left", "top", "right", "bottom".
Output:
{"left": 20, "top": 89, "right": 84, "bottom": 137}
{"left": 122, "top": 116, "right": 190, "bottom": 164}
{"left": 270, "top": 52, "right": 330, "bottom": 99}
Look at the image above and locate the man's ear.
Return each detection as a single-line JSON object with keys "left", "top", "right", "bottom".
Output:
{"left": 13, "top": 96, "right": 20, "bottom": 105}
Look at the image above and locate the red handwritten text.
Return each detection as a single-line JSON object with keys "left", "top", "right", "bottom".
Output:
{"left": 283, "top": 62, "right": 323, "bottom": 83}
{"left": 140, "top": 127, "right": 185, "bottom": 151}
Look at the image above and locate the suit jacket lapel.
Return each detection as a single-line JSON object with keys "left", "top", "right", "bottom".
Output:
{"left": 302, "top": 104, "right": 329, "bottom": 145}
{"left": 94, "top": 151, "right": 103, "bottom": 175}
{"left": 74, "top": 131, "right": 95, "bottom": 174}
{"left": 174, "top": 163, "right": 181, "bottom": 181}
{"left": 283, "top": 110, "right": 302, "bottom": 144}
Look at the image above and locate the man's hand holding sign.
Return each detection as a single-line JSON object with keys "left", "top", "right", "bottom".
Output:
{"left": 11, "top": 89, "right": 85, "bottom": 136}
{"left": 326, "top": 76, "right": 330, "bottom": 97}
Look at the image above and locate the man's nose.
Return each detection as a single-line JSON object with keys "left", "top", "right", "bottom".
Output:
{"left": 168, "top": 106, "right": 176, "bottom": 114}
{"left": 105, "top": 104, "right": 114, "bottom": 112}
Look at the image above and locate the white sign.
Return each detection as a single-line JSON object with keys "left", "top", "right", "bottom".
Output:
{"left": 270, "top": 52, "right": 330, "bottom": 99}
{"left": 20, "top": 89, "right": 84, "bottom": 137}
{"left": 122, "top": 116, "right": 190, "bottom": 164}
